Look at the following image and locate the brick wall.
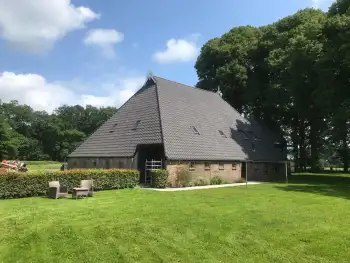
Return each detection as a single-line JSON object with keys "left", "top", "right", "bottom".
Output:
{"left": 166, "top": 161, "right": 287, "bottom": 186}
{"left": 67, "top": 157, "right": 137, "bottom": 170}
{"left": 246, "top": 162, "right": 286, "bottom": 181}
{"left": 166, "top": 161, "right": 242, "bottom": 186}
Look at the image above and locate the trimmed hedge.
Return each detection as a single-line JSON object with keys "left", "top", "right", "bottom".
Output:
{"left": 151, "top": 169, "right": 169, "bottom": 188}
{"left": 0, "top": 169, "right": 140, "bottom": 199}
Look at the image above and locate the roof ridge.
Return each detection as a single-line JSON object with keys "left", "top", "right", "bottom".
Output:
{"left": 153, "top": 78, "right": 166, "bottom": 159}
{"left": 152, "top": 75, "right": 248, "bottom": 124}
{"left": 153, "top": 75, "right": 219, "bottom": 95}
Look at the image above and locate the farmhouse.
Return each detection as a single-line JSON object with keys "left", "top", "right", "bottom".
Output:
{"left": 68, "top": 75, "right": 287, "bottom": 185}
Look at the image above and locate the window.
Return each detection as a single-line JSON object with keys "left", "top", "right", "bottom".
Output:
{"left": 191, "top": 126, "right": 200, "bottom": 135}
{"left": 189, "top": 162, "right": 195, "bottom": 170}
{"left": 219, "top": 163, "right": 224, "bottom": 170}
{"left": 109, "top": 123, "right": 118, "bottom": 133}
{"left": 205, "top": 162, "right": 210, "bottom": 170}
{"left": 119, "top": 160, "right": 125, "bottom": 168}
{"left": 274, "top": 165, "right": 279, "bottom": 173}
{"left": 274, "top": 141, "right": 285, "bottom": 152}
{"left": 239, "top": 129, "right": 249, "bottom": 140}
{"left": 92, "top": 160, "right": 97, "bottom": 167}
{"left": 252, "top": 142, "right": 256, "bottom": 152}
{"left": 218, "top": 130, "right": 227, "bottom": 138}
{"left": 264, "top": 164, "right": 268, "bottom": 173}
{"left": 232, "top": 163, "right": 237, "bottom": 170}
{"left": 132, "top": 120, "right": 141, "bottom": 130}
{"left": 254, "top": 163, "right": 259, "bottom": 170}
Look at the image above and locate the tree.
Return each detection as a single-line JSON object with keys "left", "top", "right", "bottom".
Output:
{"left": 195, "top": 26, "right": 262, "bottom": 113}
{"left": 329, "top": 0, "right": 350, "bottom": 16}
{"left": 266, "top": 9, "right": 327, "bottom": 171}
{"left": 0, "top": 115, "right": 17, "bottom": 159}
{"left": 0, "top": 100, "right": 117, "bottom": 161}
{"left": 320, "top": 11, "right": 350, "bottom": 171}
{"left": 195, "top": 9, "right": 328, "bottom": 172}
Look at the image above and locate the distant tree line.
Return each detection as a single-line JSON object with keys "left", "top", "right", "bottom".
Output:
{"left": 0, "top": 100, "right": 116, "bottom": 161}
{"left": 195, "top": 0, "right": 350, "bottom": 172}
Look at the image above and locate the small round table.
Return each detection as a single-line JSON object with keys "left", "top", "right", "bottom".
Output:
{"left": 72, "top": 187, "right": 89, "bottom": 199}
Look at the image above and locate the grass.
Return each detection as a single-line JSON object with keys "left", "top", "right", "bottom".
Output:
{"left": 25, "top": 161, "right": 61, "bottom": 172}
{"left": 1, "top": 175, "right": 350, "bottom": 263}
{"left": 295, "top": 172, "right": 350, "bottom": 177}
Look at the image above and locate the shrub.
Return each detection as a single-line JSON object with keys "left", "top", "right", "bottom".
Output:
{"left": 193, "top": 178, "right": 210, "bottom": 186}
{"left": 210, "top": 176, "right": 223, "bottom": 185}
{"left": 0, "top": 169, "right": 140, "bottom": 199}
{"left": 175, "top": 167, "right": 192, "bottom": 187}
{"left": 151, "top": 169, "right": 168, "bottom": 188}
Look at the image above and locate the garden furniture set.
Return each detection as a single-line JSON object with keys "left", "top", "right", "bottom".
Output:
{"left": 47, "top": 180, "right": 93, "bottom": 199}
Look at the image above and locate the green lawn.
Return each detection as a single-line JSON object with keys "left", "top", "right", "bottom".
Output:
{"left": 295, "top": 172, "right": 350, "bottom": 177}
{"left": 1, "top": 177, "right": 350, "bottom": 263}
{"left": 25, "top": 161, "right": 61, "bottom": 172}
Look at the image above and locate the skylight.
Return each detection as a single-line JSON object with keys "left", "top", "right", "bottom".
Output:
{"left": 109, "top": 123, "right": 118, "bottom": 133}
{"left": 219, "top": 130, "right": 227, "bottom": 138}
{"left": 132, "top": 120, "right": 141, "bottom": 130}
{"left": 247, "top": 130, "right": 260, "bottom": 141}
{"left": 191, "top": 126, "right": 200, "bottom": 135}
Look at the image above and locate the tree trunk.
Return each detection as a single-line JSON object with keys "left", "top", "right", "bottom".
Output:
{"left": 310, "top": 118, "right": 320, "bottom": 172}
{"left": 299, "top": 122, "right": 307, "bottom": 172}
{"left": 291, "top": 116, "right": 299, "bottom": 172}
{"left": 342, "top": 134, "right": 349, "bottom": 173}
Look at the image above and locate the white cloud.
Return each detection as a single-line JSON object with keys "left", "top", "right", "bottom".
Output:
{"left": 311, "top": 0, "right": 335, "bottom": 9}
{"left": 0, "top": 72, "right": 145, "bottom": 112}
{"left": 0, "top": 0, "right": 99, "bottom": 52}
{"left": 153, "top": 34, "right": 200, "bottom": 64}
{"left": 84, "top": 29, "right": 124, "bottom": 58}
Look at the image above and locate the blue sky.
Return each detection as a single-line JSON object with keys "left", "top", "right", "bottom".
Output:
{"left": 0, "top": 0, "right": 334, "bottom": 112}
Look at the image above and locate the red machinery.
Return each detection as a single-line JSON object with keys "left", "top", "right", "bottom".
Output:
{"left": 1, "top": 160, "right": 28, "bottom": 172}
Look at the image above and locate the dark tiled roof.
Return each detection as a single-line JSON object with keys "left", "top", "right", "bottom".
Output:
{"left": 69, "top": 75, "right": 286, "bottom": 162}
{"left": 68, "top": 84, "right": 162, "bottom": 157}
{"left": 154, "top": 76, "right": 285, "bottom": 161}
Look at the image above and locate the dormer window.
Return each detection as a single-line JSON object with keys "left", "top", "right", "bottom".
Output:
{"left": 132, "top": 120, "right": 141, "bottom": 130}
{"left": 218, "top": 130, "right": 227, "bottom": 138}
{"left": 191, "top": 126, "right": 200, "bottom": 135}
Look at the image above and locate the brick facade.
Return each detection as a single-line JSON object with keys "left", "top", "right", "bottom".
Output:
{"left": 67, "top": 157, "right": 136, "bottom": 170}
{"left": 166, "top": 161, "right": 242, "bottom": 187}
{"left": 166, "top": 161, "right": 286, "bottom": 186}
{"left": 68, "top": 157, "right": 287, "bottom": 186}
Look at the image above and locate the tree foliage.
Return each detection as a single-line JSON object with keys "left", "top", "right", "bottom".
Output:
{"left": 0, "top": 100, "right": 117, "bottom": 161}
{"left": 195, "top": 3, "right": 350, "bottom": 172}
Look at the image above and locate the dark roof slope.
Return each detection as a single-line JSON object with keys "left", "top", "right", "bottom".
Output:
{"left": 69, "top": 75, "right": 286, "bottom": 162}
{"left": 154, "top": 76, "right": 285, "bottom": 161}
{"left": 69, "top": 84, "right": 162, "bottom": 157}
